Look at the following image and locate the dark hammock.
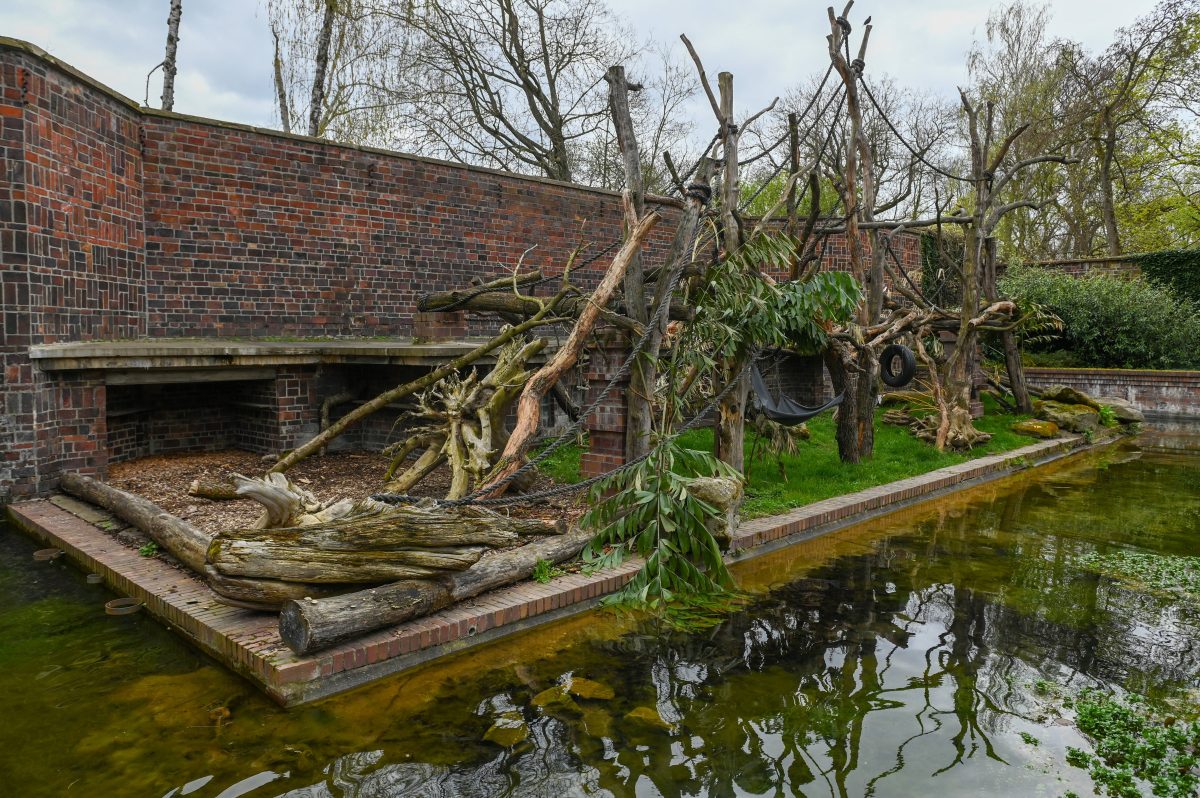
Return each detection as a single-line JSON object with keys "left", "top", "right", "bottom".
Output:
{"left": 750, "top": 365, "right": 843, "bottom": 426}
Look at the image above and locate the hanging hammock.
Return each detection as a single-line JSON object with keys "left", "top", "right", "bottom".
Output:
{"left": 750, "top": 364, "right": 843, "bottom": 426}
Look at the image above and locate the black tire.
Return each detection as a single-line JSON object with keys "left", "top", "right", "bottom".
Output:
{"left": 880, "top": 344, "right": 917, "bottom": 388}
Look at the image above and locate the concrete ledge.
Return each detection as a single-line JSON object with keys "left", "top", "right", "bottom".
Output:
{"left": 29, "top": 339, "right": 516, "bottom": 372}
{"left": 3, "top": 432, "right": 1103, "bottom": 706}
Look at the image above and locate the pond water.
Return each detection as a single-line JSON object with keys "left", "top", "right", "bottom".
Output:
{"left": 2, "top": 429, "right": 1199, "bottom": 797}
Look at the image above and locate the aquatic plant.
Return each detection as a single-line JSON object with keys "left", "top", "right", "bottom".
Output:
{"left": 1065, "top": 690, "right": 1200, "bottom": 798}
{"left": 1079, "top": 550, "right": 1200, "bottom": 598}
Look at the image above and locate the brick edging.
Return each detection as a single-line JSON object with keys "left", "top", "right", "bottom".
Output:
{"left": 3, "top": 432, "right": 1104, "bottom": 705}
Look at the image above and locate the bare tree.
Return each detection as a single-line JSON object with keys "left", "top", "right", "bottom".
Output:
{"left": 160, "top": 0, "right": 183, "bottom": 111}
{"left": 394, "top": 0, "right": 636, "bottom": 182}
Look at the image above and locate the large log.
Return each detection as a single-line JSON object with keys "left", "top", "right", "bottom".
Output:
{"left": 207, "top": 510, "right": 562, "bottom": 583}
{"left": 59, "top": 472, "right": 210, "bottom": 574}
{"left": 204, "top": 567, "right": 363, "bottom": 611}
{"left": 278, "top": 527, "right": 594, "bottom": 654}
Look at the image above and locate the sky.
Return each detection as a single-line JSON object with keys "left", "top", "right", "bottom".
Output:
{"left": 0, "top": 0, "right": 1162, "bottom": 135}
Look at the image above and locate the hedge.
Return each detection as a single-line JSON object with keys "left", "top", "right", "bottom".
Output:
{"left": 999, "top": 266, "right": 1200, "bottom": 370}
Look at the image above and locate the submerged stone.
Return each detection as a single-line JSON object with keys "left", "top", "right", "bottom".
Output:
{"left": 624, "top": 705, "right": 673, "bottom": 732}
{"left": 565, "top": 676, "right": 614, "bottom": 701}
{"left": 1012, "top": 419, "right": 1060, "bottom": 439}
{"left": 531, "top": 685, "right": 582, "bottom": 715}
{"left": 483, "top": 710, "right": 529, "bottom": 747}
{"left": 580, "top": 706, "right": 613, "bottom": 738}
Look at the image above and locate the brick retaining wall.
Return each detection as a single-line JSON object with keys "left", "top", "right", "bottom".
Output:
{"left": 1025, "top": 367, "right": 1200, "bottom": 418}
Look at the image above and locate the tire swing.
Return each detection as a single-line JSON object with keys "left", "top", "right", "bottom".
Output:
{"left": 879, "top": 344, "right": 917, "bottom": 388}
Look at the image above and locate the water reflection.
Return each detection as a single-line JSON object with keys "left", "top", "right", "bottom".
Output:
{"left": 2, "top": 438, "right": 1199, "bottom": 797}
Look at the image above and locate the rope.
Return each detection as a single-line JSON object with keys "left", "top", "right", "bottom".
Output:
{"left": 860, "top": 78, "right": 971, "bottom": 184}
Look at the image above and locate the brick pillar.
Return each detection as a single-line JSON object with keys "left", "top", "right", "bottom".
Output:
{"left": 412, "top": 310, "right": 467, "bottom": 341}
{"left": 275, "top": 366, "right": 320, "bottom": 450}
{"left": 580, "top": 332, "right": 629, "bottom": 480}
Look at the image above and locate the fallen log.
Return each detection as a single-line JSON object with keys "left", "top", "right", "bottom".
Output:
{"left": 188, "top": 478, "right": 241, "bottom": 501}
{"left": 60, "top": 473, "right": 209, "bottom": 574}
{"left": 207, "top": 502, "right": 564, "bottom": 583}
{"left": 204, "top": 567, "right": 364, "bottom": 611}
{"left": 278, "top": 526, "right": 594, "bottom": 654}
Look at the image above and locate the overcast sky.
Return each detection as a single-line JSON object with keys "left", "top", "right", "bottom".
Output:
{"left": 0, "top": 0, "right": 1161, "bottom": 134}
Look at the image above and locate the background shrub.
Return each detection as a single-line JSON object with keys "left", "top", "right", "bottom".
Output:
{"left": 999, "top": 266, "right": 1200, "bottom": 370}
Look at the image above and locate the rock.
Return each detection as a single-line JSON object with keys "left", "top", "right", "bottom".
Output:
{"left": 1097, "top": 396, "right": 1145, "bottom": 423}
{"left": 565, "top": 676, "right": 614, "bottom": 701}
{"left": 1011, "top": 419, "right": 1060, "bottom": 439}
{"left": 1037, "top": 400, "right": 1100, "bottom": 433}
{"left": 260, "top": 453, "right": 280, "bottom": 465}
{"left": 1040, "top": 385, "right": 1101, "bottom": 410}
{"left": 580, "top": 706, "right": 613, "bottom": 738}
{"left": 530, "top": 685, "right": 582, "bottom": 716}
{"left": 688, "top": 476, "right": 743, "bottom": 551}
{"left": 624, "top": 705, "right": 673, "bottom": 733}
{"left": 483, "top": 710, "right": 529, "bottom": 747}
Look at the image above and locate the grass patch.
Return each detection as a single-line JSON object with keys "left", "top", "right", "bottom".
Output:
{"left": 535, "top": 396, "right": 1035, "bottom": 519}
{"left": 532, "top": 436, "right": 586, "bottom": 484}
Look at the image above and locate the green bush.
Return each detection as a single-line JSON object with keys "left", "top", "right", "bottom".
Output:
{"left": 1131, "top": 249, "right": 1200, "bottom": 304}
{"left": 999, "top": 266, "right": 1200, "bottom": 369}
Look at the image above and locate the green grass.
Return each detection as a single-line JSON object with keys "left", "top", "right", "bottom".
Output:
{"left": 536, "top": 396, "right": 1036, "bottom": 519}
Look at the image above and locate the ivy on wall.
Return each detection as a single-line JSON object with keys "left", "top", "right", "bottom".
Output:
{"left": 1131, "top": 249, "right": 1200, "bottom": 304}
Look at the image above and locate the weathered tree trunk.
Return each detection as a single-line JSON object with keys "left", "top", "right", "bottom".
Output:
{"left": 1098, "top": 111, "right": 1122, "bottom": 256}
{"left": 160, "top": 0, "right": 183, "bottom": 111}
{"left": 59, "top": 473, "right": 209, "bottom": 574}
{"left": 272, "top": 25, "right": 291, "bottom": 133}
{"left": 828, "top": 5, "right": 881, "bottom": 464}
{"left": 207, "top": 499, "right": 561, "bottom": 583}
{"left": 308, "top": 0, "right": 336, "bottom": 137}
{"left": 607, "top": 65, "right": 657, "bottom": 462}
{"left": 278, "top": 527, "right": 593, "bottom": 654}
{"left": 714, "top": 70, "right": 751, "bottom": 474}
{"left": 479, "top": 195, "right": 659, "bottom": 495}
{"left": 983, "top": 237, "right": 1032, "bottom": 413}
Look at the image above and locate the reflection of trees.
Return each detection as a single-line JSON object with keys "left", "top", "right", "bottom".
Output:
{"left": 271, "top": 452, "right": 1200, "bottom": 798}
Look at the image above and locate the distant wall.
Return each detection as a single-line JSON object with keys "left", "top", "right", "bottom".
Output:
{"left": 1025, "top": 367, "right": 1200, "bottom": 418}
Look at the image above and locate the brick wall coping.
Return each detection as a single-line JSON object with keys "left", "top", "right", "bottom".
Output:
{"left": 30, "top": 338, "right": 520, "bottom": 371}
{"left": 1025, "top": 254, "right": 1146, "bottom": 266}
{"left": 3, "top": 432, "right": 1102, "bottom": 707}
{"left": 0, "top": 36, "right": 682, "bottom": 209}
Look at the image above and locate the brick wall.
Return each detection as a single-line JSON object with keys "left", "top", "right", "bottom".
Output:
{"left": 0, "top": 38, "right": 923, "bottom": 498}
{"left": 1025, "top": 368, "right": 1200, "bottom": 418}
{"left": 1024, "top": 256, "right": 1140, "bottom": 278}
{"left": 1, "top": 45, "right": 144, "bottom": 498}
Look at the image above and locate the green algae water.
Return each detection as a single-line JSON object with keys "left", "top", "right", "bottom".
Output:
{"left": 2, "top": 429, "right": 1199, "bottom": 797}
